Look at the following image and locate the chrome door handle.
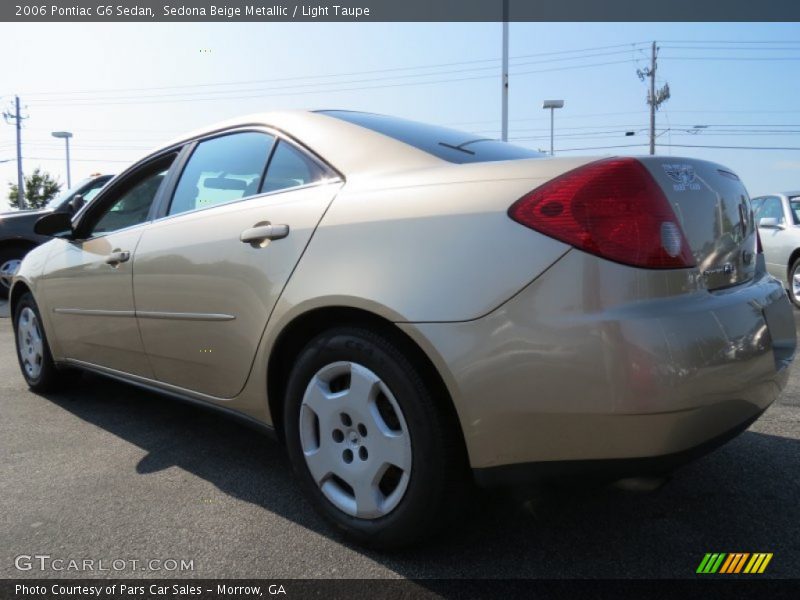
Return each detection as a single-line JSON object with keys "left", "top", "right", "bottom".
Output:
{"left": 240, "top": 224, "right": 289, "bottom": 245}
{"left": 105, "top": 250, "right": 130, "bottom": 266}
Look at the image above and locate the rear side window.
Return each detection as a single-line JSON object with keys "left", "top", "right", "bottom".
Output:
{"left": 319, "top": 110, "right": 543, "bottom": 164}
{"left": 169, "top": 132, "right": 274, "bottom": 216}
{"left": 789, "top": 197, "right": 800, "bottom": 225}
{"left": 261, "top": 141, "right": 328, "bottom": 193}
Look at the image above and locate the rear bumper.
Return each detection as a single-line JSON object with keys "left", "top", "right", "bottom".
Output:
{"left": 472, "top": 407, "right": 765, "bottom": 486}
{"left": 400, "top": 250, "right": 796, "bottom": 477}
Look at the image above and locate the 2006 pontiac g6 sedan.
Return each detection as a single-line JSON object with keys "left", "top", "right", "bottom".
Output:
{"left": 11, "top": 111, "right": 797, "bottom": 547}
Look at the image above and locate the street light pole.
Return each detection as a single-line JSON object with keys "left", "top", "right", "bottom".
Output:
{"left": 542, "top": 100, "right": 564, "bottom": 156}
{"left": 51, "top": 131, "right": 73, "bottom": 188}
{"left": 500, "top": 0, "right": 509, "bottom": 141}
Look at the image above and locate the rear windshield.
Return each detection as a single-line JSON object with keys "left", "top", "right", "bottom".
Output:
{"left": 319, "top": 110, "right": 544, "bottom": 164}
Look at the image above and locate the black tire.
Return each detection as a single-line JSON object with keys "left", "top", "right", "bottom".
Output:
{"left": 283, "top": 326, "right": 469, "bottom": 549}
{"left": 13, "top": 292, "right": 64, "bottom": 392}
{"left": 789, "top": 258, "right": 800, "bottom": 308}
{"left": 0, "top": 246, "right": 28, "bottom": 300}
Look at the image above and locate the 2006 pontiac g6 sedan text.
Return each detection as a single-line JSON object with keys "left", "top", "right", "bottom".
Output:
{"left": 11, "top": 110, "right": 796, "bottom": 547}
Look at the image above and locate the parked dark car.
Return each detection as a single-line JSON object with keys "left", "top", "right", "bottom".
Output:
{"left": 0, "top": 174, "right": 112, "bottom": 297}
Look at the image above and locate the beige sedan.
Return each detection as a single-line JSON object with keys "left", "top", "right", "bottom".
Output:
{"left": 11, "top": 111, "right": 796, "bottom": 547}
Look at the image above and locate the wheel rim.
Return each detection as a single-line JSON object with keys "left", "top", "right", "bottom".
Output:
{"left": 17, "top": 307, "right": 44, "bottom": 380}
{"left": 299, "top": 361, "right": 412, "bottom": 519}
{"left": 0, "top": 258, "right": 21, "bottom": 290}
{"left": 792, "top": 264, "right": 800, "bottom": 301}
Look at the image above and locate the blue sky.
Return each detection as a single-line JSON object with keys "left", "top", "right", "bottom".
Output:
{"left": 1, "top": 21, "right": 799, "bottom": 206}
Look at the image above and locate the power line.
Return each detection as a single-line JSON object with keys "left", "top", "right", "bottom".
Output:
{"left": 22, "top": 156, "right": 135, "bottom": 163}
{"left": 28, "top": 59, "right": 637, "bottom": 108}
{"left": 659, "top": 39, "right": 800, "bottom": 44}
{"left": 22, "top": 41, "right": 648, "bottom": 98}
{"left": 667, "top": 109, "right": 800, "bottom": 114}
{"left": 29, "top": 58, "right": 639, "bottom": 106}
{"left": 30, "top": 51, "right": 639, "bottom": 105}
{"left": 23, "top": 126, "right": 181, "bottom": 133}
{"left": 661, "top": 46, "right": 800, "bottom": 51}
{"left": 445, "top": 111, "right": 650, "bottom": 126}
{"left": 536, "top": 143, "right": 649, "bottom": 151}
{"left": 662, "top": 56, "right": 800, "bottom": 61}
{"left": 661, "top": 143, "right": 800, "bottom": 150}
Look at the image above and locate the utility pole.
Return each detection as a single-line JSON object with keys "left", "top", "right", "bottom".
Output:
{"left": 637, "top": 42, "right": 670, "bottom": 155}
{"left": 649, "top": 42, "right": 656, "bottom": 155}
{"left": 3, "top": 96, "right": 27, "bottom": 209}
{"left": 501, "top": 0, "right": 509, "bottom": 141}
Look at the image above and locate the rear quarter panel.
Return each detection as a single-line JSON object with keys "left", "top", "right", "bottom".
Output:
{"left": 275, "top": 158, "right": 604, "bottom": 323}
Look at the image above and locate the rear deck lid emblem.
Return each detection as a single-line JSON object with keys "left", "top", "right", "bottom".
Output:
{"left": 663, "top": 163, "right": 701, "bottom": 191}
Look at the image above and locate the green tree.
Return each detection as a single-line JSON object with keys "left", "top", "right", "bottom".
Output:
{"left": 7, "top": 168, "right": 62, "bottom": 210}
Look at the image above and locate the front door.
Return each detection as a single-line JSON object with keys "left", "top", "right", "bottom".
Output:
{"left": 756, "top": 195, "right": 791, "bottom": 281}
{"left": 37, "top": 155, "right": 176, "bottom": 376}
{"left": 132, "top": 132, "right": 341, "bottom": 398}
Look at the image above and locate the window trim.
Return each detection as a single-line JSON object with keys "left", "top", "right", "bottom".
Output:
{"left": 152, "top": 126, "right": 341, "bottom": 221}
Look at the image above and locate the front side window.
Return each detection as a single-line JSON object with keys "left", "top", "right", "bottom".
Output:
{"left": 81, "top": 178, "right": 109, "bottom": 202}
{"left": 46, "top": 177, "right": 109, "bottom": 211}
{"left": 261, "top": 140, "right": 328, "bottom": 193}
{"left": 757, "top": 196, "right": 785, "bottom": 225}
{"left": 90, "top": 168, "right": 169, "bottom": 236}
{"left": 168, "top": 132, "right": 274, "bottom": 216}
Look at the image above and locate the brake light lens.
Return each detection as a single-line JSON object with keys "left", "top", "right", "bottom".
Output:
{"left": 508, "top": 158, "right": 696, "bottom": 269}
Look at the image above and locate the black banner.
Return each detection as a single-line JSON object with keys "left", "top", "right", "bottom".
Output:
{"left": 4, "top": 579, "right": 800, "bottom": 600}
{"left": 3, "top": 0, "right": 800, "bottom": 22}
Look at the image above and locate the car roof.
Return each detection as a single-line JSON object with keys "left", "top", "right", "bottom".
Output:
{"left": 756, "top": 191, "right": 800, "bottom": 198}
{"left": 158, "top": 110, "right": 445, "bottom": 178}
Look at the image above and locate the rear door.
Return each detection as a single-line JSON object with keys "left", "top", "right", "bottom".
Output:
{"left": 132, "top": 129, "right": 342, "bottom": 398}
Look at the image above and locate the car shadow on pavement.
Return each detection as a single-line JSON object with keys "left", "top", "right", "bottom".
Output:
{"left": 39, "top": 374, "right": 800, "bottom": 579}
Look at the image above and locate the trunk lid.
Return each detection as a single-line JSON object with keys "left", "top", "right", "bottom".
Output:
{"left": 639, "top": 157, "right": 757, "bottom": 290}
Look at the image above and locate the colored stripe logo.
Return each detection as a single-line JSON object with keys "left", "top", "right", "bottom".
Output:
{"left": 697, "top": 553, "right": 773, "bottom": 574}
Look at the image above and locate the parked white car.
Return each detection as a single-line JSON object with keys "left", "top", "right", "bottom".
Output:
{"left": 752, "top": 192, "right": 800, "bottom": 306}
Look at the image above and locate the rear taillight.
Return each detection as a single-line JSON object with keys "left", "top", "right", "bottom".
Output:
{"left": 508, "top": 157, "right": 696, "bottom": 269}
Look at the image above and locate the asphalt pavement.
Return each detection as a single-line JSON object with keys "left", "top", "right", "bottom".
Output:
{"left": 1, "top": 300, "right": 799, "bottom": 580}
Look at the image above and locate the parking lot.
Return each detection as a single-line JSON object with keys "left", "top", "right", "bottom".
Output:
{"left": 1, "top": 301, "right": 799, "bottom": 580}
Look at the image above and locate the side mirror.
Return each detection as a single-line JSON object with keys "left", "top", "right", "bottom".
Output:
{"left": 758, "top": 217, "right": 783, "bottom": 229}
{"left": 34, "top": 211, "right": 73, "bottom": 238}
{"left": 67, "top": 194, "right": 85, "bottom": 215}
